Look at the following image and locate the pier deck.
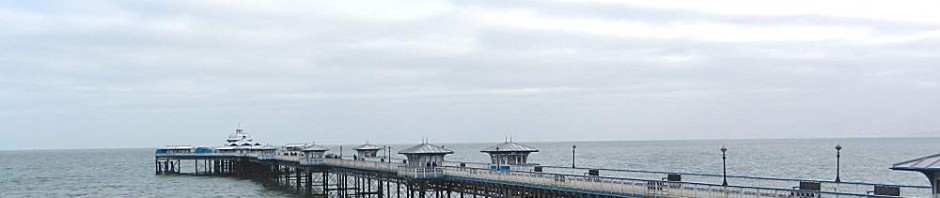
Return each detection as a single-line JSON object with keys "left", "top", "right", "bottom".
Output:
{"left": 156, "top": 152, "right": 932, "bottom": 198}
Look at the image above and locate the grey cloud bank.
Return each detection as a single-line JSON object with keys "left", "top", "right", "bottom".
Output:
{"left": 1, "top": 0, "right": 939, "bottom": 150}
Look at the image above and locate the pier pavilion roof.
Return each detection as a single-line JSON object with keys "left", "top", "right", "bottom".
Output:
{"left": 224, "top": 128, "right": 263, "bottom": 148}
{"left": 302, "top": 144, "right": 329, "bottom": 152}
{"left": 892, "top": 153, "right": 940, "bottom": 171}
{"left": 398, "top": 143, "right": 454, "bottom": 154}
{"left": 480, "top": 141, "right": 538, "bottom": 153}
{"left": 226, "top": 128, "right": 251, "bottom": 142}
{"left": 228, "top": 139, "right": 261, "bottom": 147}
{"left": 354, "top": 143, "right": 383, "bottom": 151}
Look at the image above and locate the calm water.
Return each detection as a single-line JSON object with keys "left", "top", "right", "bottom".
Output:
{"left": 1, "top": 138, "right": 938, "bottom": 197}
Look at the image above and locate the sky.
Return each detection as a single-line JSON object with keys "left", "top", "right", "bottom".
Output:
{"left": 1, "top": 0, "right": 939, "bottom": 150}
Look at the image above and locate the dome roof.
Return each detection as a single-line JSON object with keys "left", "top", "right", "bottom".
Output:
{"left": 480, "top": 141, "right": 539, "bottom": 153}
{"left": 302, "top": 144, "right": 329, "bottom": 152}
{"left": 398, "top": 143, "right": 454, "bottom": 154}
{"left": 354, "top": 143, "right": 383, "bottom": 151}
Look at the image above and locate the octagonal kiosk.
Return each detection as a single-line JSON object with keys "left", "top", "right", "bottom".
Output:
{"left": 397, "top": 142, "right": 453, "bottom": 179}
{"left": 300, "top": 144, "right": 329, "bottom": 165}
{"left": 481, "top": 140, "right": 539, "bottom": 172}
{"left": 354, "top": 142, "right": 383, "bottom": 159}
{"left": 892, "top": 153, "right": 940, "bottom": 198}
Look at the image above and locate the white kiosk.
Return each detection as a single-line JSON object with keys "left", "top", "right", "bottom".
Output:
{"left": 480, "top": 140, "right": 539, "bottom": 171}
{"left": 300, "top": 144, "right": 329, "bottom": 165}
{"left": 397, "top": 142, "right": 453, "bottom": 178}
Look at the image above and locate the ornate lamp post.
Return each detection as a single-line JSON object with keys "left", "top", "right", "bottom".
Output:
{"left": 836, "top": 144, "right": 842, "bottom": 182}
{"left": 572, "top": 145, "right": 577, "bottom": 168}
{"left": 721, "top": 146, "right": 728, "bottom": 186}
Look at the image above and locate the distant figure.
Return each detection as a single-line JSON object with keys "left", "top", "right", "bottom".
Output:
{"left": 353, "top": 155, "right": 358, "bottom": 160}
{"left": 426, "top": 162, "right": 431, "bottom": 167}
{"left": 432, "top": 162, "right": 437, "bottom": 167}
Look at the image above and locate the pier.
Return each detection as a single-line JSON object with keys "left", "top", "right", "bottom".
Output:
{"left": 156, "top": 128, "right": 940, "bottom": 198}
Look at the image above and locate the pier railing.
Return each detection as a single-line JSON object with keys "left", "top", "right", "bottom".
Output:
{"left": 441, "top": 166, "right": 907, "bottom": 198}
{"left": 323, "top": 158, "right": 445, "bottom": 178}
{"left": 439, "top": 160, "right": 931, "bottom": 197}
{"left": 535, "top": 165, "right": 933, "bottom": 197}
{"left": 320, "top": 158, "right": 912, "bottom": 197}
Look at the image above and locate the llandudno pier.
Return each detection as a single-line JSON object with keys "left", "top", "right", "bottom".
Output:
{"left": 155, "top": 128, "right": 940, "bottom": 198}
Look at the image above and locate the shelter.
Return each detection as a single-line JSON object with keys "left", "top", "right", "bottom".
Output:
{"left": 301, "top": 144, "right": 330, "bottom": 165}
{"left": 480, "top": 140, "right": 539, "bottom": 171}
{"left": 892, "top": 153, "right": 940, "bottom": 198}
{"left": 354, "top": 142, "right": 384, "bottom": 158}
{"left": 398, "top": 142, "right": 453, "bottom": 167}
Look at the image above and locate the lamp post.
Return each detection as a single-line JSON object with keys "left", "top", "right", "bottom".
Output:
{"left": 340, "top": 145, "right": 343, "bottom": 159}
{"left": 721, "top": 146, "right": 728, "bottom": 186}
{"left": 387, "top": 146, "right": 392, "bottom": 164}
{"left": 835, "top": 144, "right": 842, "bottom": 182}
{"left": 572, "top": 145, "right": 577, "bottom": 168}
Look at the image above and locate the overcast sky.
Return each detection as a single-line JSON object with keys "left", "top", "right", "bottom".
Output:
{"left": 2, "top": 0, "right": 939, "bottom": 150}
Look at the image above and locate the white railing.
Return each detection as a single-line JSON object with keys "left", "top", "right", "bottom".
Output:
{"left": 322, "top": 158, "right": 445, "bottom": 179}
{"left": 324, "top": 158, "right": 401, "bottom": 172}
{"left": 299, "top": 158, "right": 326, "bottom": 165}
{"left": 400, "top": 167, "right": 445, "bottom": 179}
{"left": 536, "top": 165, "right": 934, "bottom": 197}
{"left": 440, "top": 166, "right": 906, "bottom": 198}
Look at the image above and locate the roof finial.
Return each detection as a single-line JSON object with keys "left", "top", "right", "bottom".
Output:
{"left": 509, "top": 135, "right": 513, "bottom": 142}
{"left": 235, "top": 122, "right": 244, "bottom": 133}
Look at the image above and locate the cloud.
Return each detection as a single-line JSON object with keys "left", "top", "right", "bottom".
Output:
{"left": 1, "top": 0, "right": 939, "bottom": 149}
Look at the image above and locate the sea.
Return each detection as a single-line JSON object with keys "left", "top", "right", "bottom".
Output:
{"left": 1, "top": 137, "right": 938, "bottom": 197}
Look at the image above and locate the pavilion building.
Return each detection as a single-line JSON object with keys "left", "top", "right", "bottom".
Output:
{"left": 480, "top": 140, "right": 539, "bottom": 171}
{"left": 354, "top": 142, "right": 384, "bottom": 158}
